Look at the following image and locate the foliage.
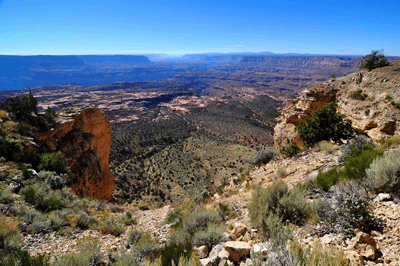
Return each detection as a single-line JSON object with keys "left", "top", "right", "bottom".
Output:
{"left": 39, "top": 171, "right": 68, "bottom": 190}
{"left": 248, "top": 181, "right": 313, "bottom": 234}
{"left": 159, "top": 241, "right": 194, "bottom": 266}
{"left": 0, "top": 189, "right": 15, "bottom": 204}
{"left": 251, "top": 149, "right": 276, "bottom": 166}
{"left": 341, "top": 144, "right": 382, "bottom": 180}
{"left": 290, "top": 241, "right": 350, "bottom": 266}
{"left": 39, "top": 152, "right": 73, "bottom": 180}
{"left": 19, "top": 180, "right": 75, "bottom": 213}
{"left": 280, "top": 141, "right": 301, "bottom": 157}
{"left": 366, "top": 151, "right": 400, "bottom": 196}
{"left": 360, "top": 50, "right": 389, "bottom": 71}
{"left": 4, "top": 92, "right": 38, "bottom": 120}
{"left": 131, "top": 232, "right": 160, "bottom": 262}
{"left": 54, "top": 237, "right": 104, "bottom": 266}
{"left": 313, "top": 144, "right": 382, "bottom": 191}
{"left": 351, "top": 89, "right": 368, "bottom": 101}
{"left": 340, "top": 135, "right": 374, "bottom": 162}
{"left": 334, "top": 182, "right": 375, "bottom": 237}
{"left": 296, "top": 102, "right": 355, "bottom": 147}
{"left": 0, "top": 217, "right": 22, "bottom": 253}
{"left": 127, "top": 229, "right": 144, "bottom": 246}
{"left": 314, "top": 167, "right": 341, "bottom": 191}
{"left": 0, "top": 250, "right": 50, "bottom": 266}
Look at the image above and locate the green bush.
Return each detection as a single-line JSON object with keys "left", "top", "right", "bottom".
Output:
{"left": 132, "top": 232, "right": 160, "bottom": 262}
{"left": 5, "top": 92, "right": 38, "bottom": 120}
{"left": 39, "top": 152, "right": 73, "bottom": 179}
{"left": 342, "top": 144, "right": 382, "bottom": 180}
{"left": 0, "top": 217, "right": 22, "bottom": 252}
{"left": 39, "top": 171, "right": 68, "bottom": 190}
{"left": 248, "top": 181, "right": 312, "bottom": 230}
{"left": 0, "top": 190, "right": 14, "bottom": 204}
{"left": 55, "top": 238, "right": 104, "bottom": 266}
{"left": 192, "top": 224, "right": 225, "bottom": 250}
{"left": 159, "top": 241, "right": 193, "bottom": 266}
{"left": 280, "top": 141, "right": 301, "bottom": 157}
{"left": 351, "top": 89, "right": 368, "bottom": 101}
{"left": 366, "top": 151, "right": 400, "bottom": 195}
{"left": 290, "top": 241, "right": 350, "bottom": 266}
{"left": 340, "top": 135, "right": 374, "bottom": 162}
{"left": 314, "top": 167, "right": 341, "bottom": 191}
{"left": 360, "top": 50, "right": 389, "bottom": 71}
{"left": 296, "top": 102, "right": 355, "bottom": 147}
{"left": 0, "top": 250, "right": 50, "bottom": 266}
{"left": 252, "top": 149, "right": 276, "bottom": 166}
{"left": 127, "top": 229, "right": 144, "bottom": 246}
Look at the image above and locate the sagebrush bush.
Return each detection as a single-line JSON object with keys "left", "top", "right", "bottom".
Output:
{"left": 55, "top": 237, "right": 104, "bottom": 266}
{"left": 290, "top": 241, "right": 350, "bottom": 266}
{"left": 340, "top": 135, "right": 375, "bottom": 162}
{"left": 248, "top": 181, "right": 312, "bottom": 230}
{"left": 132, "top": 232, "right": 160, "bottom": 262}
{"left": 0, "top": 189, "right": 14, "bottom": 204}
{"left": 192, "top": 224, "right": 225, "bottom": 250}
{"left": 366, "top": 151, "right": 400, "bottom": 195}
{"left": 252, "top": 149, "right": 276, "bottom": 166}
{"left": 0, "top": 217, "right": 22, "bottom": 252}
{"left": 334, "top": 181, "right": 375, "bottom": 237}
{"left": 127, "top": 229, "right": 144, "bottom": 246}
{"left": 39, "top": 171, "right": 67, "bottom": 190}
{"left": 39, "top": 152, "right": 73, "bottom": 179}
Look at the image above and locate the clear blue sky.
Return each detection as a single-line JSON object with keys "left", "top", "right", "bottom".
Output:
{"left": 0, "top": 0, "right": 399, "bottom": 56}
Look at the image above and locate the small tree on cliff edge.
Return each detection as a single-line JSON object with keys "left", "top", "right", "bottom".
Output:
{"left": 296, "top": 102, "right": 355, "bottom": 148}
{"left": 360, "top": 50, "right": 389, "bottom": 71}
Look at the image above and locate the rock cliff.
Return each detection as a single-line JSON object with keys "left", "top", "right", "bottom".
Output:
{"left": 38, "top": 107, "right": 114, "bottom": 200}
{"left": 274, "top": 61, "right": 400, "bottom": 149}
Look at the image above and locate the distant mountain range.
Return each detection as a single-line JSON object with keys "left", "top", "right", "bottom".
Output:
{"left": 0, "top": 53, "right": 398, "bottom": 91}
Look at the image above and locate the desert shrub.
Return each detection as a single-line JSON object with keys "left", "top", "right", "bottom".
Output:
{"left": 192, "top": 224, "right": 225, "bottom": 250}
{"left": 159, "top": 241, "right": 193, "bottom": 266}
{"left": 38, "top": 171, "right": 67, "bottom": 190}
{"left": 39, "top": 152, "right": 73, "bottom": 179}
{"left": 127, "top": 229, "right": 144, "bottom": 246}
{"left": 313, "top": 200, "right": 338, "bottom": 234}
{"left": 19, "top": 181, "right": 74, "bottom": 212}
{"left": 131, "top": 232, "right": 160, "bottom": 262}
{"left": 366, "top": 151, "right": 400, "bottom": 196}
{"left": 0, "top": 217, "right": 22, "bottom": 252}
{"left": 334, "top": 182, "right": 375, "bottom": 237}
{"left": 21, "top": 208, "right": 51, "bottom": 234}
{"left": 290, "top": 241, "right": 350, "bottom": 266}
{"left": 296, "top": 102, "right": 355, "bottom": 147}
{"left": 383, "top": 135, "right": 400, "bottom": 147}
{"left": 248, "top": 181, "right": 312, "bottom": 229}
{"left": 252, "top": 149, "right": 276, "bottom": 166}
{"left": 351, "top": 89, "right": 368, "bottom": 101}
{"left": 100, "top": 222, "right": 125, "bottom": 237}
{"left": 280, "top": 141, "right": 301, "bottom": 157}
{"left": 0, "top": 250, "right": 50, "bottom": 266}
{"left": 341, "top": 144, "right": 382, "bottom": 180}
{"left": 340, "top": 135, "right": 374, "bottom": 162}
{"left": 0, "top": 110, "right": 8, "bottom": 119}
{"left": 360, "top": 50, "right": 389, "bottom": 71}
{"left": 313, "top": 140, "right": 339, "bottom": 154}
{"left": 76, "top": 212, "right": 97, "bottom": 230}
{"left": 0, "top": 190, "right": 14, "bottom": 204}
{"left": 314, "top": 167, "right": 341, "bottom": 191}
{"left": 55, "top": 237, "right": 104, "bottom": 266}
{"left": 120, "top": 211, "right": 137, "bottom": 226}
{"left": 182, "top": 207, "right": 222, "bottom": 238}
{"left": 5, "top": 92, "right": 38, "bottom": 120}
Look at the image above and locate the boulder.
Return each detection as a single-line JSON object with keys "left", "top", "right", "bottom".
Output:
{"left": 224, "top": 241, "right": 251, "bottom": 263}
{"left": 194, "top": 245, "right": 209, "bottom": 259}
{"left": 349, "top": 232, "right": 377, "bottom": 260}
{"left": 373, "top": 193, "right": 393, "bottom": 202}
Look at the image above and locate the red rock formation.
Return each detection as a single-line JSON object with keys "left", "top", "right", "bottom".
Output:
{"left": 274, "top": 61, "right": 400, "bottom": 149}
{"left": 39, "top": 107, "right": 114, "bottom": 200}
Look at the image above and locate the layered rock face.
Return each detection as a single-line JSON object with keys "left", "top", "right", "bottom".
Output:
{"left": 39, "top": 107, "right": 114, "bottom": 200}
{"left": 274, "top": 61, "right": 400, "bottom": 149}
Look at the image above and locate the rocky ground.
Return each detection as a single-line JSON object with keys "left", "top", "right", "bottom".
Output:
{"left": 21, "top": 146, "right": 400, "bottom": 265}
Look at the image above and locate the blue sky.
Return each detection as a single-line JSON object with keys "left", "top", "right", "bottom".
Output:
{"left": 0, "top": 0, "right": 399, "bottom": 56}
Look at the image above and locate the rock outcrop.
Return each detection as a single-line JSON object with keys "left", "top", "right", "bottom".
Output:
{"left": 274, "top": 61, "right": 400, "bottom": 149}
{"left": 38, "top": 107, "right": 114, "bottom": 200}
